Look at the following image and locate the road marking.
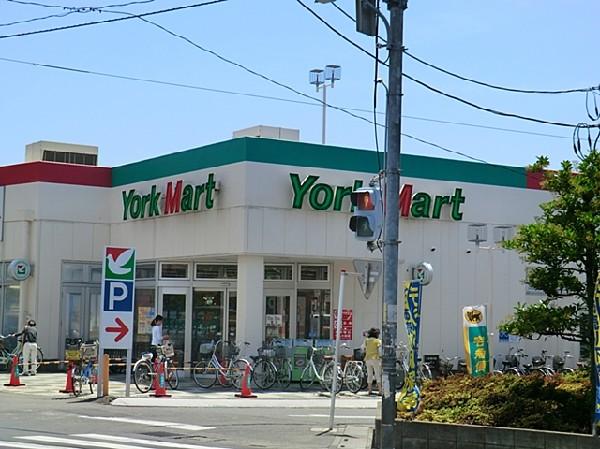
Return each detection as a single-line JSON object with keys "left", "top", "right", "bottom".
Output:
{"left": 0, "top": 442, "right": 76, "bottom": 449}
{"left": 18, "top": 436, "right": 154, "bottom": 449}
{"left": 290, "top": 414, "right": 374, "bottom": 419}
{"left": 75, "top": 434, "right": 232, "bottom": 449}
{"left": 77, "top": 415, "right": 215, "bottom": 431}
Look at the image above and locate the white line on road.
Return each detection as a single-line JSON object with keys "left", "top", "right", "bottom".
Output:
{"left": 290, "top": 414, "right": 374, "bottom": 419}
{"left": 74, "top": 434, "right": 232, "bottom": 449}
{"left": 18, "top": 435, "right": 155, "bottom": 449}
{"left": 77, "top": 415, "right": 215, "bottom": 431}
{"left": 0, "top": 442, "right": 76, "bottom": 449}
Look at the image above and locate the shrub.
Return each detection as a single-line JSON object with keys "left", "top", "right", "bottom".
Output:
{"left": 398, "top": 371, "right": 592, "bottom": 433}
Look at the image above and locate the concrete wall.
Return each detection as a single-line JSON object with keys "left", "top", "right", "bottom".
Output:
{"left": 372, "top": 420, "right": 597, "bottom": 449}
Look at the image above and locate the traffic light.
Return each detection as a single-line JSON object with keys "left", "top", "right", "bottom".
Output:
{"left": 355, "top": 0, "right": 378, "bottom": 37}
{"left": 349, "top": 187, "right": 383, "bottom": 241}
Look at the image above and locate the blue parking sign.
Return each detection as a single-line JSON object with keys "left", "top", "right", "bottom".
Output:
{"left": 103, "top": 280, "right": 134, "bottom": 312}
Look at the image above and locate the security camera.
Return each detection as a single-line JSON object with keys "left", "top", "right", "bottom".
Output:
{"left": 430, "top": 247, "right": 436, "bottom": 252}
{"left": 466, "top": 249, "right": 472, "bottom": 254}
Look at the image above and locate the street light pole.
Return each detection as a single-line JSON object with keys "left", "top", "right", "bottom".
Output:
{"left": 381, "top": 1, "right": 407, "bottom": 449}
{"left": 309, "top": 65, "right": 341, "bottom": 145}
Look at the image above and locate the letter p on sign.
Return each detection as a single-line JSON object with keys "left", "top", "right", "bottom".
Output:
{"left": 103, "top": 280, "right": 134, "bottom": 312}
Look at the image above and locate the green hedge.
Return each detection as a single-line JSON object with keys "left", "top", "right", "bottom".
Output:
{"left": 398, "top": 371, "right": 593, "bottom": 433}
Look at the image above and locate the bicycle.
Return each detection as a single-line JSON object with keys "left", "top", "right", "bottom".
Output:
{"left": 133, "top": 342, "right": 179, "bottom": 394}
{"left": 298, "top": 343, "right": 339, "bottom": 392}
{"left": 339, "top": 344, "right": 365, "bottom": 394}
{"left": 396, "top": 343, "right": 432, "bottom": 389}
{"left": 72, "top": 341, "right": 98, "bottom": 397}
{"left": 552, "top": 351, "right": 575, "bottom": 374}
{"left": 0, "top": 334, "right": 44, "bottom": 372}
{"left": 192, "top": 340, "right": 251, "bottom": 389}
{"left": 251, "top": 342, "right": 293, "bottom": 390}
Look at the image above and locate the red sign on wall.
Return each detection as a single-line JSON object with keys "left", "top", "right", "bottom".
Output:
{"left": 333, "top": 309, "right": 353, "bottom": 340}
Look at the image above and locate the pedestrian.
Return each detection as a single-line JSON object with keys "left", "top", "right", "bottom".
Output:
{"left": 150, "top": 314, "right": 164, "bottom": 362}
{"left": 362, "top": 327, "right": 382, "bottom": 396}
{"left": 14, "top": 319, "right": 38, "bottom": 376}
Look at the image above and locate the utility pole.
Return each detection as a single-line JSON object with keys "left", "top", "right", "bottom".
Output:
{"left": 380, "top": 1, "right": 407, "bottom": 449}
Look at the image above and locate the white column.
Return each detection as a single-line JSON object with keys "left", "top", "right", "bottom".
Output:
{"left": 236, "top": 255, "right": 264, "bottom": 354}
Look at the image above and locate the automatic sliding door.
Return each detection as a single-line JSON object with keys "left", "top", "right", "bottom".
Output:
{"left": 191, "top": 290, "right": 223, "bottom": 362}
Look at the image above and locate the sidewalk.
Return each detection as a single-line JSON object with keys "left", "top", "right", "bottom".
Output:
{"left": 0, "top": 371, "right": 379, "bottom": 410}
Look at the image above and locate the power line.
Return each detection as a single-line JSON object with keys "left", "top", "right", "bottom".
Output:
{"left": 325, "top": 0, "right": 599, "bottom": 95}
{"left": 296, "top": 0, "right": 599, "bottom": 129}
{"left": 0, "top": 0, "right": 229, "bottom": 39}
{"left": 0, "top": 0, "right": 158, "bottom": 27}
{"left": 0, "top": 54, "right": 567, "bottom": 140}
{"left": 2, "top": 0, "right": 155, "bottom": 7}
{"left": 403, "top": 50, "right": 599, "bottom": 95}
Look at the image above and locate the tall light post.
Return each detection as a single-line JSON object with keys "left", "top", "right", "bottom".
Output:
{"left": 309, "top": 64, "right": 341, "bottom": 144}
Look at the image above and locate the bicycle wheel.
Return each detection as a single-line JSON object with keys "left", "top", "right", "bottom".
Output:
{"left": 252, "top": 360, "right": 276, "bottom": 390}
{"left": 133, "top": 360, "right": 153, "bottom": 393}
{"left": 36, "top": 347, "right": 44, "bottom": 368}
{"left": 192, "top": 361, "right": 217, "bottom": 388}
{"left": 89, "top": 366, "right": 97, "bottom": 395}
{"left": 419, "top": 363, "right": 433, "bottom": 382}
{"left": 72, "top": 366, "right": 83, "bottom": 397}
{"left": 345, "top": 363, "right": 364, "bottom": 394}
{"left": 321, "top": 362, "right": 343, "bottom": 394}
{"left": 276, "top": 359, "right": 292, "bottom": 389}
{"left": 230, "top": 359, "right": 250, "bottom": 389}
{"left": 299, "top": 365, "right": 316, "bottom": 390}
{"left": 166, "top": 365, "right": 179, "bottom": 390}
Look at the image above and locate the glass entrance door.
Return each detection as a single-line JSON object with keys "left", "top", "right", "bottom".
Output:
{"left": 264, "top": 290, "right": 291, "bottom": 344}
{"left": 160, "top": 289, "right": 187, "bottom": 367}
{"left": 62, "top": 286, "right": 100, "bottom": 342}
{"left": 296, "top": 289, "right": 331, "bottom": 340}
{"left": 191, "top": 290, "right": 223, "bottom": 363}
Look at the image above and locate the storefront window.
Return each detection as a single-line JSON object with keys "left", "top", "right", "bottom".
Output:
{"left": 192, "top": 290, "right": 223, "bottom": 361}
{"left": 2, "top": 285, "right": 20, "bottom": 334}
{"left": 163, "top": 293, "right": 186, "bottom": 366}
{"left": 228, "top": 291, "right": 237, "bottom": 342}
{"left": 265, "top": 295, "right": 290, "bottom": 343}
{"left": 133, "top": 289, "right": 156, "bottom": 358}
{"left": 62, "top": 263, "right": 85, "bottom": 283}
{"left": 264, "top": 265, "right": 293, "bottom": 281}
{"left": 136, "top": 263, "right": 156, "bottom": 280}
{"left": 160, "top": 263, "right": 189, "bottom": 279}
{"left": 66, "top": 290, "right": 83, "bottom": 339}
{"left": 195, "top": 264, "right": 237, "bottom": 280}
{"left": 299, "top": 265, "right": 329, "bottom": 281}
{"left": 296, "top": 289, "right": 331, "bottom": 340}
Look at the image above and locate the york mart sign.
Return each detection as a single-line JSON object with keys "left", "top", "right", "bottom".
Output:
{"left": 290, "top": 173, "right": 465, "bottom": 220}
{"left": 121, "top": 173, "right": 217, "bottom": 221}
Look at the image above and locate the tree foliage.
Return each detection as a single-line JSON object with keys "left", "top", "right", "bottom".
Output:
{"left": 500, "top": 150, "right": 600, "bottom": 348}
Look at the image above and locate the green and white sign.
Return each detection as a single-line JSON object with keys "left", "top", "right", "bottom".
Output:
{"left": 290, "top": 173, "right": 465, "bottom": 220}
{"left": 7, "top": 259, "right": 31, "bottom": 281}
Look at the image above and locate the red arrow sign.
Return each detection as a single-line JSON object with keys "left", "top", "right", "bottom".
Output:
{"left": 105, "top": 317, "right": 129, "bottom": 342}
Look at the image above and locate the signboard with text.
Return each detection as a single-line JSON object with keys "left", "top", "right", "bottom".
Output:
{"left": 99, "top": 247, "right": 136, "bottom": 350}
{"left": 333, "top": 309, "right": 353, "bottom": 340}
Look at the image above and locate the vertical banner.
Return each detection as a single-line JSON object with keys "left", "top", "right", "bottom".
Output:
{"left": 462, "top": 305, "right": 490, "bottom": 377}
{"left": 397, "top": 280, "right": 423, "bottom": 413}
{"left": 593, "top": 274, "right": 600, "bottom": 422}
{"left": 332, "top": 309, "right": 353, "bottom": 340}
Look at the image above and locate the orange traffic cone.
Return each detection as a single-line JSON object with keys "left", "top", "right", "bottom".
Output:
{"left": 235, "top": 364, "right": 257, "bottom": 398}
{"left": 59, "top": 362, "right": 75, "bottom": 393}
{"left": 4, "top": 355, "right": 25, "bottom": 387}
{"left": 150, "top": 360, "right": 171, "bottom": 398}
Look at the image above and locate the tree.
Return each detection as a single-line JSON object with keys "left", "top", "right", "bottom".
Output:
{"left": 500, "top": 150, "right": 600, "bottom": 435}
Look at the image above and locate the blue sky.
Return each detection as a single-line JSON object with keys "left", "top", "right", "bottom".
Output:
{"left": 0, "top": 0, "right": 598, "bottom": 169}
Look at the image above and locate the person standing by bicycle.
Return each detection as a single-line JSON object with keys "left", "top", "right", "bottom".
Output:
{"left": 150, "top": 314, "right": 164, "bottom": 361}
{"left": 362, "top": 327, "right": 382, "bottom": 396}
{"left": 13, "top": 319, "right": 38, "bottom": 376}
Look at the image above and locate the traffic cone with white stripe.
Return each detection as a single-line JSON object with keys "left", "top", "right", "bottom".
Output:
{"left": 150, "top": 359, "right": 171, "bottom": 398}
{"left": 235, "top": 364, "right": 256, "bottom": 398}
{"left": 4, "top": 355, "right": 24, "bottom": 387}
{"left": 59, "top": 362, "right": 75, "bottom": 393}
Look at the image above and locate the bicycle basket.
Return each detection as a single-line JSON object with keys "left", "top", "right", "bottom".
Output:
{"left": 275, "top": 345, "right": 290, "bottom": 358}
{"left": 80, "top": 343, "right": 98, "bottom": 360}
{"left": 531, "top": 356, "right": 544, "bottom": 368}
{"left": 261, "top": 348, "right": 276, "bottom": 358}
{"left": 158, "top": 342, "right": 174, "bottom": 358}
{"left": 199, "top": 342, "right": 214, "bottom": 355}
{"left": 353, "top": 348, "right": 365, "bottom": 361}
{"left": 504, "top": 354, "right": 518, "bottom": 368}
{"left": 552, "top": 355, "right": 565, "bottom": 370}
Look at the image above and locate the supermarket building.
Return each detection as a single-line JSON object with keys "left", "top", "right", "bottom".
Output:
{"left": 0, "top": 133, "right": 577, "bottom": 367}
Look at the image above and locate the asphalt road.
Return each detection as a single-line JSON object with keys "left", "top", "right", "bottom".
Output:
{"left": 0, "top": 393, "right": 375, "bottom": 449}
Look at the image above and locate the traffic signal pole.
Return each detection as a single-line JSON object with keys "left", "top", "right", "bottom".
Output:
{"left": 381, "top": 1, "right": 406, "bottom": 448}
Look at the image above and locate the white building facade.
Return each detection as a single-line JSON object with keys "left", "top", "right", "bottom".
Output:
{"left": 0, "top": 137, "right": 577, "bottom": 368}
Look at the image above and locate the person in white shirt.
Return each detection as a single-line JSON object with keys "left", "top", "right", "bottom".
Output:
{"left": 150, "top": 315, "right": 164, "bottom": 361}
